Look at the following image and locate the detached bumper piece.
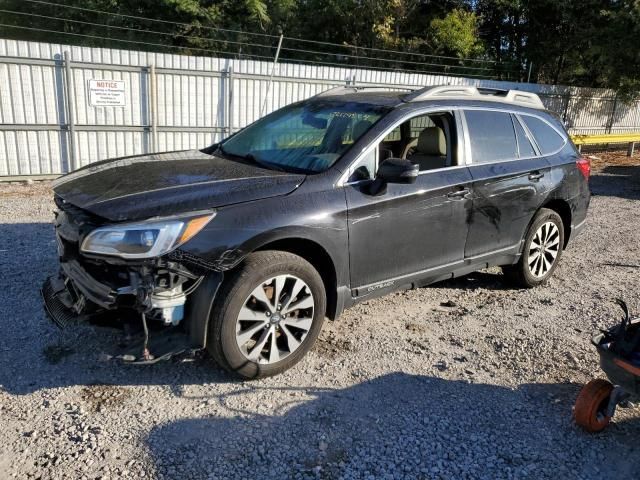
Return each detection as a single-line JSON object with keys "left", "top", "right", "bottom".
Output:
{"left": 41, "top": 276, "right": 89, "bottom": 329}
{"left": 42, "top": 260, "right": 118, "bottom": 329}
{"left": 61, "top": 260, "right": 117, "bottom": 309}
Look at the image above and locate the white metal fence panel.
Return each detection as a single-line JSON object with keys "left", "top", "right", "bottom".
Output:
{"left": 0, "top": 62, "right": 60, "bottom": 124}
{"left": 611, "top": 101, "right": 640, "bottom": 133}
{"left": 75, "top": 130, "right": 143, "bottom": 168}
{"left": 1, "top": 38, "right": 640, "bottom": 177}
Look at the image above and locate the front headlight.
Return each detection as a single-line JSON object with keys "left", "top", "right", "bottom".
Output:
{"left": 80, "top": 212, "right": 215, "bottom": 259}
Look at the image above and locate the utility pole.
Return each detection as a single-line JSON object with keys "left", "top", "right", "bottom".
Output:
{"left": 261, "top": 33, "right": 284, "bottom": 117}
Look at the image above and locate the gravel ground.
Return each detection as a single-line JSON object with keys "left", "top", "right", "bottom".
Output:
{"left": 1, "top": 153, "right": 639, "bottom": 480}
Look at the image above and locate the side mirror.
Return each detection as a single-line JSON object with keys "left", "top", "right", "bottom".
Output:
{"left": 376, "top": 158, "right": 419, "bottom": 184}
{"left": 365, "top": 158, "right": 419, "bottom": 195}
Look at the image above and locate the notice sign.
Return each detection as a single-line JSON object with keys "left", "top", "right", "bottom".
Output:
{"left": 88, "top": 79, "right": 126, "bottom": 107}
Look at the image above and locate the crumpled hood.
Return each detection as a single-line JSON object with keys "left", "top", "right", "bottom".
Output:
{"left": 53, "top": 150, "right": 305, "bottom": 221}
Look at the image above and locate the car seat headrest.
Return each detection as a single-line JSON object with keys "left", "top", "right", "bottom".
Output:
{"left": 416, "top": 127, "right": 446, "bottom": 156}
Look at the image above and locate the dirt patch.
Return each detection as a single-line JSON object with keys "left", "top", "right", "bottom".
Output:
{"left": 315, "top": 330, "right": 355, "bottom": 359}
{"left": 0, "top": 181, "right": 53, "bottom": 197}
{"left": 80, "top": 384, "right": 130, "bottom": 413}
{"left": 589, "top": 150, "right": 640, "bottom": 172}
{"left": 405, "top": 322, "right": 427, "bottom": 333}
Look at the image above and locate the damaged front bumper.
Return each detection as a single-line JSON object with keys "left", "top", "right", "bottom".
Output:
{"left": 42, "top": 259, "right": 223, "bottom": 363}
{"left": 42, "top": 252, "right": 203, "bottom": 323}
{"left": 41, "top": 250, "right": 213, "bottom": 360}
{"left": 42, "top": 275, "right": 91, "bottom": 329}
{"left": 42, "top": 197, "right": 225, "bottom": 362}
{"left": 64, "top": 259, "right": 117, "bottom": 308}
{"left": 42, "top": 257, "right": 120, "bottom": 328}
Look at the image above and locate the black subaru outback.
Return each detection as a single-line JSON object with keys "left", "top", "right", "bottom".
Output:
{"left": 43, "top": 85, "right": 591, "bottom": 378}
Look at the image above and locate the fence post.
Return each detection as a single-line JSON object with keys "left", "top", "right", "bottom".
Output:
{"left": 607, "top": 93, "right": 618, "bottom": 134}
{"left": 149, "top": 64, "right": 158, "bottom": 152}
{"left": 226, "top": 66, "right": 234, "bottom": 136}
{"left": 63, "top": 51, "right": 77, "bottom": 171}
{"left": 562, "top": 90, "right": 571, "bottom": 124}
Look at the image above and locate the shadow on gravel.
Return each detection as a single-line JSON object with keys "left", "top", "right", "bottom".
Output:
{"left": 146, "top": 372, "right": 640, "bottom": 480}
{"left": 590, "top": 164, "right": 640, "bottom": 200}
{"left": 433, "top": 270, "right": 509, "bottom": 291}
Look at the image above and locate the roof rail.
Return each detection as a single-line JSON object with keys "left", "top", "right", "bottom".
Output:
{"left": 503, "top": 90, "right": 545, "bottom": 109}
{"left": 403, "top": 85, "right": 480, "bottom": 102}
{"left": 402, "top": 85, "right": 545, "bottom": 109}
{"left": 316, "top": 85, "right": 415, "bottom": 97}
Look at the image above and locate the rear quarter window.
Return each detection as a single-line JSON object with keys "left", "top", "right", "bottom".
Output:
{"left": 520, "top": 115, "right": 566, "bottom": 155}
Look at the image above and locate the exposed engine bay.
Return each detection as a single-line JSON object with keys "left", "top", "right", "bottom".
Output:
{"left": 42, "top": 195, "right": 218, "bottom": 363}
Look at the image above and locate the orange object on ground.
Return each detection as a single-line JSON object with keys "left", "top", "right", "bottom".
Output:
{"left": 574, "top": 379, "right": 614, "bottom": 433}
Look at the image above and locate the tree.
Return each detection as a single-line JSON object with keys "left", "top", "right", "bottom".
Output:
{"left": 592, "top": 1, "right": 640, "bottom": 100}
{"left": 1, "top": 0, "right": 638, "bottom": 94}
{"left": 475, "top": 0, "right": 524, "bottom": 65}
{"left": 521, "top": 0, "right": 640, "bottom": 98}
{"left": 430, "top": 8, "right": 484, "bottom": 58}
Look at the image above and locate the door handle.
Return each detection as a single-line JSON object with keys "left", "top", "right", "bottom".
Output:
{"left": 447, "top": 188, "right": 470, "bottom": 199}
{"left": 528, "top": 172, "right": 545, "bottom": 181}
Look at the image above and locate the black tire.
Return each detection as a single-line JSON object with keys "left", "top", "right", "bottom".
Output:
{"left": 207, "top": 250, "right": 326, "bottom": 379}
{"left": 502, "top": 208, "right": 565, "bottom": 288}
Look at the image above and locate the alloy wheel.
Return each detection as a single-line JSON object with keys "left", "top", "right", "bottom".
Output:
{"left": 235, "top": 274, "right": 315, "bottom": 364}
{"left": 528, "top": 221, "right": 560, "bottom": 278}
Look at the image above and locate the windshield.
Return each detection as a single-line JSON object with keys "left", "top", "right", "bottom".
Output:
{"left": 220, "top": 100, "right": 389, "bottom": 173}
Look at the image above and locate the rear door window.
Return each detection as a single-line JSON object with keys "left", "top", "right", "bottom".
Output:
{"left": 464, "top": 110, "right": 518, "bottom": 163}
{"left": 512, "top": 115, "right": 537, "bottom": 158}
{"left": 520, "top": 115, "right": 565, "bottom": 155}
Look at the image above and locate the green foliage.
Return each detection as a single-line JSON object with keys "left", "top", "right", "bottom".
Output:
{"left": 474, "top": 0, "right": 640, "bottom": 96}
{"left": 596, "top": 1, "right": 640, "bottom": 102}
{"left": 243, "top": 0, "right": 270, "bottom": 28}
{"left": 0, "top": 0, "right": 638, "bottom": 94}
{"left": 430, "top": 9, "right": 484, "bottom": 58}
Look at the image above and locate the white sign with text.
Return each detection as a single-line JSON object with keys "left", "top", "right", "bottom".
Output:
{"left": 88, "top": 79, "right": 126, "bottom": 107}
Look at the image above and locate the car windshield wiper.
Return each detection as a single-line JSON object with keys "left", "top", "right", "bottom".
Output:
{"left": 217, "top": 145, "right": 287, "bottom": 172}
{"left": 244, "top": 153, "right": 289, "bottom": 172}
{"left": 216, "top": 145, "right": 311, "bottom": 173}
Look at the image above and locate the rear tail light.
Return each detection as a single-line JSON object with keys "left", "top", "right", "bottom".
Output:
{"left": 576, "top": 156, "right": 591, "bottom": 180}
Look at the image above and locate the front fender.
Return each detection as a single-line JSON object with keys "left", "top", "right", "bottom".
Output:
{"left": 180, "top": 188, "right": 350, "bottom": 286}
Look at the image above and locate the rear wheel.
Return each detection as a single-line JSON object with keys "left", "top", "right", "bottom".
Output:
{"left": 503, "top": 208, "right": 564, "bottom": 288}
{"left": 574, "top": 379, "right": 614, "bottom": 433}
{"left": 207, "top": 251, "right": 326, "bottom": 379}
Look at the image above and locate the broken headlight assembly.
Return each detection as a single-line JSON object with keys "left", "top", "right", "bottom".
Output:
{"left": 80, "top": 211, "right": 215, "bottom": 259}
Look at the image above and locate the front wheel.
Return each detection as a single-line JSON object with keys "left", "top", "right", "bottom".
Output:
{"left": 503, "top": 208, "right": 564, "bottom": 288}
{"left": 207, "top": 251, "right": 326, "bottom": 379}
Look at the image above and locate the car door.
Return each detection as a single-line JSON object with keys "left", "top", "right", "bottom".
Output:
{"left": 462, "top": 109, "right": 554, "bottom": 258}
{"left": 344, "top": 110, "right": 473, "bottom": 294}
